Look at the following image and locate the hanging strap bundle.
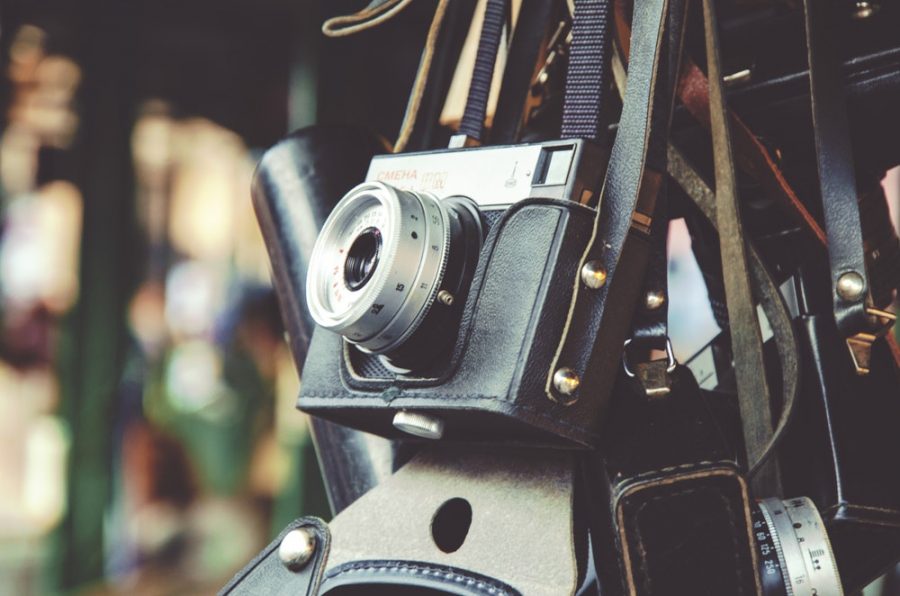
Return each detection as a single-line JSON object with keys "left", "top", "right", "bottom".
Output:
{"left": 610, "top": 0, "right": 797, "bottom": 492}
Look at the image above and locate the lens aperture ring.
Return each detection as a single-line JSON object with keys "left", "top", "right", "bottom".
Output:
{"left": 306, "top": 182, "right": 451, "bottom": 355}
{"left": 367, "top": 190, "right": 450, "bottom": 353}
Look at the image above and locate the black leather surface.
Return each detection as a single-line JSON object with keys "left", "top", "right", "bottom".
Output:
{"left": 220, "top": 517, "right": 330, "bottom": 596}
{"left": 803, "top": 0, "right": 871, "bottom": 338}
{"left": 551, "top": 0, "right": 670, "bottom": 407}
{"left": 299, "top": 198, "right": 611, "bottom": 447}
{"left": 585, "top": 368, "right": 759, "bottom": 596}
{"left": 779, "top": 314, "right": 900, "bottom": 592}
{"left": 321, "top": 560, "right": 521, "bottom": 595}
{"left": 251, "top": 126, "right": 385, "bottom": 372}
{"left": 615, "top": 465, "right": 759, "bottom": 596}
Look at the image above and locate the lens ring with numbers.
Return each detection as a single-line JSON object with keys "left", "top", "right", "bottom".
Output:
{"left": 753, "top": 497, "right": 843, "bottom": 596}
{"left": 306, "top": 181, "right": 451, "bottom": 354}
{"left": 307, "top": 182, "right": 483, "bottom": 371}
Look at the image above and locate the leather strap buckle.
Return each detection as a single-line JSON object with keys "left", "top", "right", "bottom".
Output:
{"left": 846, "top": 307, "right": 896, "bottom": 375}
{"left": 623, "top": 337, "right": 677, "bottom": 397}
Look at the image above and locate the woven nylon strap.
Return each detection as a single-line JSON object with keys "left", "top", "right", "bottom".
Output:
{"left": 458, "top": 0, "right": 508, "bottom": 141}
{"left": 561, "top": 0, "right": 613, "bottom": 141}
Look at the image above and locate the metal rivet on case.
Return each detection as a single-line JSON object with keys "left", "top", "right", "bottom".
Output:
{"left": 437, "top": 290, "right": 455, "bottom": 306}
{"left": 581, "top": 261, "right": 607, "bottom": 289}
{"left": 553, "top": 367, "right": 581, "bottom": 397}
{"left": 836, "top": 271, "right": 865, "bottom": 301}
{"left": 393, "top": 411, "right": 445, "bottom": 439}
{"left": 852, "top": 1, "right": 879, "bottom": 19}
{"left": 279, "top": 528, "right": 316, "bottom": 571}
{"left": 644, "top": 290, "right": 666, "bottom": 311}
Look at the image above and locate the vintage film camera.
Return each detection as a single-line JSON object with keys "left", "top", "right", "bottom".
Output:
{"left": 256, "top": 136, "right": 622, "bottom": 447}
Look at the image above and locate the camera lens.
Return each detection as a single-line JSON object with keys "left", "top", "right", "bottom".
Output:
{"left": 344, "top": 227, "right": 381, "bottom": 291}
{"left": 752, "top": 497, "right": 843, "bottom": 596}
{"left": 306, "top": 181, "right": 483, "bottom": 370}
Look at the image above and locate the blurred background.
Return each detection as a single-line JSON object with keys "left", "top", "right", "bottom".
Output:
{"left": 0, "top": 0, "right": 338, "bottom": 592}
{"left": 0, "top": 0, "right": 897, "bottom": 594}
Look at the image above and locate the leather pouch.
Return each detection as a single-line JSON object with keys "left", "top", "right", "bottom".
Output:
{"left": 590, "top": 367, "right": 761, "bottom": 596}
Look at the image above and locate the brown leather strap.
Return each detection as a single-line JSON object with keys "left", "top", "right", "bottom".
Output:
{"left": 613, "top": 0, "right": 825, "bottom": 249}
{"left": 611, "top": 4, "right": 787, "bottom": 486}
{"left": 675, "top": 60, "right": 828, "bottom": 247}
{"left": 667, "top": 144, "right": 799, "bottom": 481}
{"left": 615, "top": 0, "right": 900, "bottom": 378}
{"left": 701, "top": 0, "right": 779, "bottom": 495}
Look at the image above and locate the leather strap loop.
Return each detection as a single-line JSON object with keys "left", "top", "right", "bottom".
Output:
{"left": 546, "top": 0, "right": 671, "bottom": 403}
{"left": 627, "top": 0, "right": 688, "bottom": 371}
{"left": 801, "top": 0, "right": 896, "bottom": 374}
{"left": 803, "top": 0, "right": 870, "bottom": 338}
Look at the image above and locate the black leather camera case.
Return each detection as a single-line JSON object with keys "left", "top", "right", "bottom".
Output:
{"left": 297, "top": 194, "right": 630, "bottom": 447}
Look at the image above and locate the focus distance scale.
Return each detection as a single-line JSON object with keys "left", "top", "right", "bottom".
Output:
{"left": 753, "top": 497, "right": 843, "bottom": 596}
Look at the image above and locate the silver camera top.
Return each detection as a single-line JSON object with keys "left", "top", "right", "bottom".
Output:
{"left": 366, "top": 140, "right": 600, "bottom": 209}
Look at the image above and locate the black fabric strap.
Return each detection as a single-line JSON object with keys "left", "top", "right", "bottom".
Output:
{"left": 561, "top": 0, "right": 613, "bottom": 142}
{"left": 491, "top": 0, "right": 558, "bottom": 144}
{"left": 459, "top": 0, "right": 508, "bottom": 141}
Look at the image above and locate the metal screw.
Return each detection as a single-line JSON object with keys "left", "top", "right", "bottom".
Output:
{"left": 279, "top": 528, "right": 316, "bottom": 571}
{"left": 581, "top": 260, "right": 607, "bottom": 289}
{"left": 644, "top": 290, "right": 666, "bottom": 310}
{"left": 393, "top": 411, "right": 445, "bottom": 439}
{"left": 852, "top": 1, "right": 878, "bottom": 19}
{"left": 553, "top": 367, "right": 580, "bottom": 396}
{"left": 437, "top": 290, "right": 455, "bottom": 306}
{"left": 836, "top": 271, "right": 865, "bottom": 301}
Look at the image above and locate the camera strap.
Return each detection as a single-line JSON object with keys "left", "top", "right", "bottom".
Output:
{"left": 546, "top": 0, "right": 671, "bottom": 404}
{"left": 457, "top": 0, "right": 509, "bottom": 144}
{"left": 560, "top": 0, "right": 613, "bottom": 142}
{"left": 609, "top": 1, "right": 794, "bottom": 487}
{"left": 700, "top": 0, "right": 782, "bottom": 494}
{"left": 802, "top": 0, "right": 896, "bottom": 374}
{"left": 622, "top": 0, "right": 691, "bottom": 397}
{"left": 670, "top": 27, "right": 900, "bottom": 375}
{"left": 491, "top": 0, "right": 560, "bottom": 144}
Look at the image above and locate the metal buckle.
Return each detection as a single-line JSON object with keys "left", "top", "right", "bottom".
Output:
{"left": 623, "top": 338, "right": 677, "bottom": 397}
{"left": 846, "top": 307, "right": 896, "bottom": 375}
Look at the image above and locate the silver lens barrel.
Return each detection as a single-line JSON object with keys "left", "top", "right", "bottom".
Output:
{"left": 306, "top": 181, "right": 451, "bottom": 354}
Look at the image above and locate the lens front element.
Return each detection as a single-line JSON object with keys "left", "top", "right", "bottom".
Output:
{"left": 344, "top": 227, "right": 381, "bottom": 291}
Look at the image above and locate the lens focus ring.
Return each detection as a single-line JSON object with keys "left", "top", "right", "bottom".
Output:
{"left": 306, "top": 181, "right": 450, "bottom": 354}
